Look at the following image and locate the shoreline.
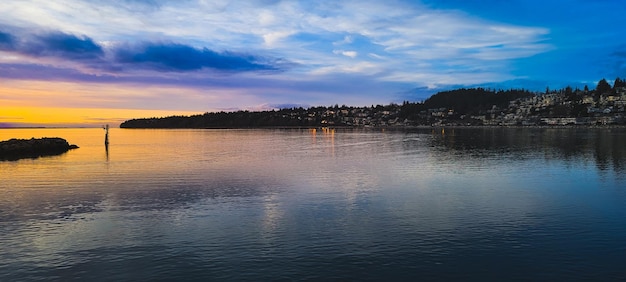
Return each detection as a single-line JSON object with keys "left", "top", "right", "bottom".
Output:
{"left": 3, "top": 124, "right": 625, "bottom": 131}
{"left": 116, "top": 124, "right": 626, "bottom": 130}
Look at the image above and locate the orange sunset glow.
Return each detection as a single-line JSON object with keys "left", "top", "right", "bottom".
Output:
{"left": 1, "top": 0, "right": 624, "bottom": 127}
{"left": 0, "top": 105, "right": 199, "bottom": 127}
{"left": 0, "top": 81, "right": 217, "bottom": 127}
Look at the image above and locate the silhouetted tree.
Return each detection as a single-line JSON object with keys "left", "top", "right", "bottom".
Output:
{"left": 596, "top": 78, "right": 612, "bottom": 96}
{"left": 119, "top": 77, "right": 624, "bottom": 129}
{"left": 564, "top": 86, "right": 575, "bottom": 100}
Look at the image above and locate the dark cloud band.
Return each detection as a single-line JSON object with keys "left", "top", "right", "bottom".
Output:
{"left": 30, "top": 32, "right": 104, "bottom": 60}
{"left": 0, "top": 29, "right": 103, "bottom": 60}
{"left": 0, "top": 28, "right": 284, "bottom": 74}
{"left": 0, "top": 31, "right": 16, "bottom": 51}
{"left": 115, "top": 43, "right": 277, "bottom": 71}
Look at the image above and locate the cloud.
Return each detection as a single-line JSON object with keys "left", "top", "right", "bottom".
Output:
{"left": 0, "top": 30, "right": 16, "bottom": 50}
{"left": 114, "top": 42, "right": 282, "bottom": 72}
{"left": 0, "top": 1, "right": 552, "bottom": 83}
{"left": 7, "top": 0, "right": 616, "bottom": 116}
{"left": 0, "top": 29, "right": 103, "bottom": 61}
{"left": 0, "top": 63, "right": 121, "bottom": 83}
{"left": 333, "top": 50, "right": 358, "bottom": 58}
{"left": 368, "top": 53, "right": 385, "bottom": 59}
{"left": 311, "top": 62, "right": 379, "bottom": 76}
{"left": 27, "top": 32, "right": 104, "bottom": 60}
{"left": 262, "top": 31, "right": 297, "bottom": 47}
{"left": 0, "top": 28, "right": 288, "bottom": 74}
{"left": 38, "top": 32, "right": 103, "bottom": 59}
{"left": 114, "top": 0, "right": 163, "bottom": 11}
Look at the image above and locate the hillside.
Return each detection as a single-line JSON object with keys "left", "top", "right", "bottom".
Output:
{"left": 121, "top": 78, "right": 626, "bottom": 128}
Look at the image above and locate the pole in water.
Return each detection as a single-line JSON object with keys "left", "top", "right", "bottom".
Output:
{"left": 104, "top": 124, "right": 109, "bottom": 146}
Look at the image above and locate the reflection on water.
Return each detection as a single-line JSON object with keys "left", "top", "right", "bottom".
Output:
{"left": 419, "top": 127, "right": 625, "bottom": 173}
{"left": 394, "top": 128, "right": 626, "bottom": 173}
{"left": 1, "top": 128, "right": 625, "bottom": 281}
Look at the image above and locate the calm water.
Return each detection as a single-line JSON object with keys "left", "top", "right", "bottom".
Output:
{"left": 1, "top": 127, "right": 625, "bottom": 281}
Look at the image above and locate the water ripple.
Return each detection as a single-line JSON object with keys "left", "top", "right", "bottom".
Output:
{"left": 1, "top": 128, "right": 626, "bottom": 281}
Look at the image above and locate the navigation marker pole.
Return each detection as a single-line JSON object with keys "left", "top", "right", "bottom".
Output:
{"left": 103, "top": 124, "right": 110, "bottom": 161}
{"left": 104, "top": 124, "right": 109, "bottom": 146}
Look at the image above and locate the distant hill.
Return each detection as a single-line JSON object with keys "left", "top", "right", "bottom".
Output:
{"left": 422, "top": 88, "right": 534, "bottom": 115}
{"left": 121, "top": 78, "right": 626, "bottom": 128}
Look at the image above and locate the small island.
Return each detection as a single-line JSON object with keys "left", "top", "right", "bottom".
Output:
{"left": 0, "top": 137, "right": 79, "bottom": 161}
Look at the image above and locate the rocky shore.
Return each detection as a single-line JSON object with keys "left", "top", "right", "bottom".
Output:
{"left": 0, "top": 137, "right": 79, "bottom": 161}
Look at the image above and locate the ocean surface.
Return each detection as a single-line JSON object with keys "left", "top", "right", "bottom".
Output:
{"left": 1, "top": 127, "right": 625, "bottom": 281}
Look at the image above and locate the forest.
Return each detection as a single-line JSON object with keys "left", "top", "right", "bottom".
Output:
{"left": 120, "top": 78, "right": 625, "bottom": 128}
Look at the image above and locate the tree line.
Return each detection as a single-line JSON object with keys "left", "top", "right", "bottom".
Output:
{"left": 120, "top": 77, "right": 625, "bottom": 128}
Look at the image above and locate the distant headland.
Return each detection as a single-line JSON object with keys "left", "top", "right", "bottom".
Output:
{"left": 0, "top": 138, "right": 79, "bottom": 161}
{"left": 121, "top": 78, "right": 626, "bottom": 128}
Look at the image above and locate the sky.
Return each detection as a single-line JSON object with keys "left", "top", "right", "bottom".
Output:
{"left": 1, "top": 0, "right": 625, "bottom": 127}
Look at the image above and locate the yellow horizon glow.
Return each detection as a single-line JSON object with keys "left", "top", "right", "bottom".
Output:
{"left": 0, "top": 79, "right": 229, "bottom": 127}
{"left": 0, "top": 106, "right": 201, "bottom": 127}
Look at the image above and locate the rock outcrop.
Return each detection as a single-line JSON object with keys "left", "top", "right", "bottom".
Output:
{"left": 0, "top": 137, "right": 79, "bottom": 161}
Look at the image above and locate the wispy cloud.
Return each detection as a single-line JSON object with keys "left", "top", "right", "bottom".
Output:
{"left": 333, "top": 50, "right": 358, "bottom": 58}
{"left": 1, "top": 0, "right": 623, "bottom": 123}
{"left": 3, "top": 1, "right": 552, "bottom": 82}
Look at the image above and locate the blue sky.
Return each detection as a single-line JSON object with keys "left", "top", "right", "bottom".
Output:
{"left": 1, "top": 0, "right": 625, "bottom": 125}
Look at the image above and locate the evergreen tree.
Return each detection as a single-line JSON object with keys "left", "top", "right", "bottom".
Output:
{"left": 564, "top": 86, "right": 575, "bottom": 100}
{"left": 596, "top": 78, "right": 612, "bottom": 96}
